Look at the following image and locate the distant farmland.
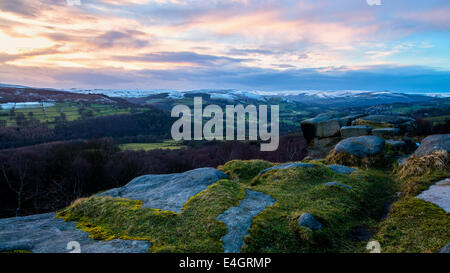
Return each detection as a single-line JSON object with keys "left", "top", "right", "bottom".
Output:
{"left": 0, "top": 102, "right": 144, "bottom": 127}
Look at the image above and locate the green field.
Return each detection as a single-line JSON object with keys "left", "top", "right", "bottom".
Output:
{"left": 119, "top": 140, "right": 187, "bottom": 151}
{"left": 0, "top": 102, "right": 142, "bottom": 127}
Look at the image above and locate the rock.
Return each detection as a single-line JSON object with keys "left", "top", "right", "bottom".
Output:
{"left": 438, "top": 243, "right": 450, "bottom": 253}
{"left": 372, "top": 128, "right": 400, "bottom": 137}
{"left": 328, "top": 165, "right": 356, "bottom": 174}
{"left": 259, "top": 162, "right": 315, "bottom": 175}
{"left": 298, "top": 213, "right": 322, "bottom": 230}
{"left": 339, "top": 115, "right": 365, "bottom": 127}
{"left": 340, "top": 126, "right": 372, "bottom": 138}
{"left": 217, "top": 190, "right": 276, "bottom": 253}
{"left": 323, "top": 182, "right": 352, "bottom": 190}
{"left": 0, "top": 213, "right": 151, "bottom": 253}
{"left": 308, "top": 137, "right": 341, "bottom": 159}
{"left": 301, "top": 116, "right": 341, "bottom": 141}
{"left": 386, "top": 140, "right": 406, "bottom": 148}
{"left": 413, "top": 134, "right": 450, "bottom": 157}
{"left": 99, "top": 168, "right": 227, "bottom": 213}
{"left": 332, "top": 136, "right": 386, "bottom": 158}
{"left": 355, "top": 115, "right": 415, "bottom": 125}
{"left": 416, "top": 178, "right": 450, "bottom": 213}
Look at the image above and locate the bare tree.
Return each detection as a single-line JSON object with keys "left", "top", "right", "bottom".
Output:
{"left": 2, "top": 164, "right": 27, "bottom": 217}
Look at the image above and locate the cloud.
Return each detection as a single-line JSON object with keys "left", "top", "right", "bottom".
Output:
{"left": 114, "top": 51, "right": 247, "bottom": 66}
{"left": 0, "top": 0, "right": 449, "bottom": 91}
{"left": 0, "top": 0, "right": 39, "bottom": 17}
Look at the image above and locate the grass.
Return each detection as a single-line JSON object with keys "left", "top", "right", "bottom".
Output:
{"left": 0, "top": 250, "right": 32, "bottom": 253}
{"left": 374, "top": 198, "right": 449, "bottom": 253}
{"left": 218, "top": 160, "right": 274, "bottom": 184}
{"left": 59, "top": 160, "right": 399, "bottom": 253}
{"left": 325, "top": 150, "right": 388, "bottom": 168}
{"left": 373, "top": 151, "right": 450, "bottom": 253}
{"left": 119, "top": 140, "right": 187, "bottom": 151}
{"left": 242, "top": 164, "right": 398, "bottom": 253}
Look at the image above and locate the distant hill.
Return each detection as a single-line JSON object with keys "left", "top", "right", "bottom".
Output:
{"left": 0, "top": 86, "right": 131, "bottom": 106}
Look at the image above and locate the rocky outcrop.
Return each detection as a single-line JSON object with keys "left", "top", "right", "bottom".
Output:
{"left": 298, "top": 213, "right": 322, "bottom": 230}
{"left": 416, "top": 178, "right": 450, "bottom": 213}
{"left": 413, "top": 134, "right": 450, "bottom": 157}
{"left": 352, "top": 115, "right": 416, "bottom": 135}
{"left": 353, "top": 115, "right": 415, "bottom": 126}
{"left": 217, "top": 190, "right": 276, "bottom": 253}
{"left": 99, "top": 168, "right": 227, "bottom": 213}
{"left": 340, "top": 125, "right": 372, "bottom": 138}
{"left": 302, "top": 113, "right": 415, "bottom": 159}
{"left": 301, "top": 113, "right": 364, "bottom": 159}
{"left": 0, "top": 213, "right": 151, "bottom": 253}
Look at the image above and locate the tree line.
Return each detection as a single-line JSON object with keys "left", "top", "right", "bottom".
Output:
{"left": 0, "top": 135, "right": 307, "bottom": 218}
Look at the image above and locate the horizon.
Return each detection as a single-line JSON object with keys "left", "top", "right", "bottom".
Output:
{"left": 1, "top": 1, "right": 450, "bottom": 92}
{"left": 1, "top": 82, "right": 449, "bottom": 97}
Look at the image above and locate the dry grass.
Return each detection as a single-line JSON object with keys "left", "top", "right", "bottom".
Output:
{"left": 325, "top": 150, "right": 386, "bottom": 168}
{"left": 397, "top": 150, "right": 449, "bottom": 180}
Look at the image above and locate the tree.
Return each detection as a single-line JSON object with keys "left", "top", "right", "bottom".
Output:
{"left": 2, "top": 163, "right": 27, "bottom": 217}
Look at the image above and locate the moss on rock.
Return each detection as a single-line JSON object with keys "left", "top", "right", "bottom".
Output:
{"left": 58, "top": 179, "right": 245, "bottom": 253}
{"left": 218, "top": 160, "right": 274, "bottom": 184}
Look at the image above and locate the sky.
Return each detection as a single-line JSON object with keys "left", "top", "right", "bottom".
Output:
{"left": 0, "top": 0, "right": 449, "bottom": 93}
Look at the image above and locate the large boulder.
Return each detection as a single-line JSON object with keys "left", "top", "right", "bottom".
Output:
{"left": 340, "top": 125, "right": 372, "bottom": 138}
{"left": 326, "top": 136, "right": 386, "bottom": 166}
{"left": 0, "top": 213, "right": 151, "bottom": 253}
{"left": 332, "top": 136, "right": 386, "bottom": 158}
{"left": 99, "top": 168, "right": 227, "bottom": 213}
{"left": 413, "top": 134, "right": 450, "bottom": 157}
{"left": 301, "top": 116, "right": 341, "bottom": 141}
{"left": 372, "top": 128, "right": 400, "bottom": 138}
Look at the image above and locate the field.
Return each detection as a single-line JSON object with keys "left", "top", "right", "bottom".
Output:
{"left": 0, "top": 102, "right": 143, "bottom": 127}
{"left": 119, "top": 140, "right": 187, "bottom": 151}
